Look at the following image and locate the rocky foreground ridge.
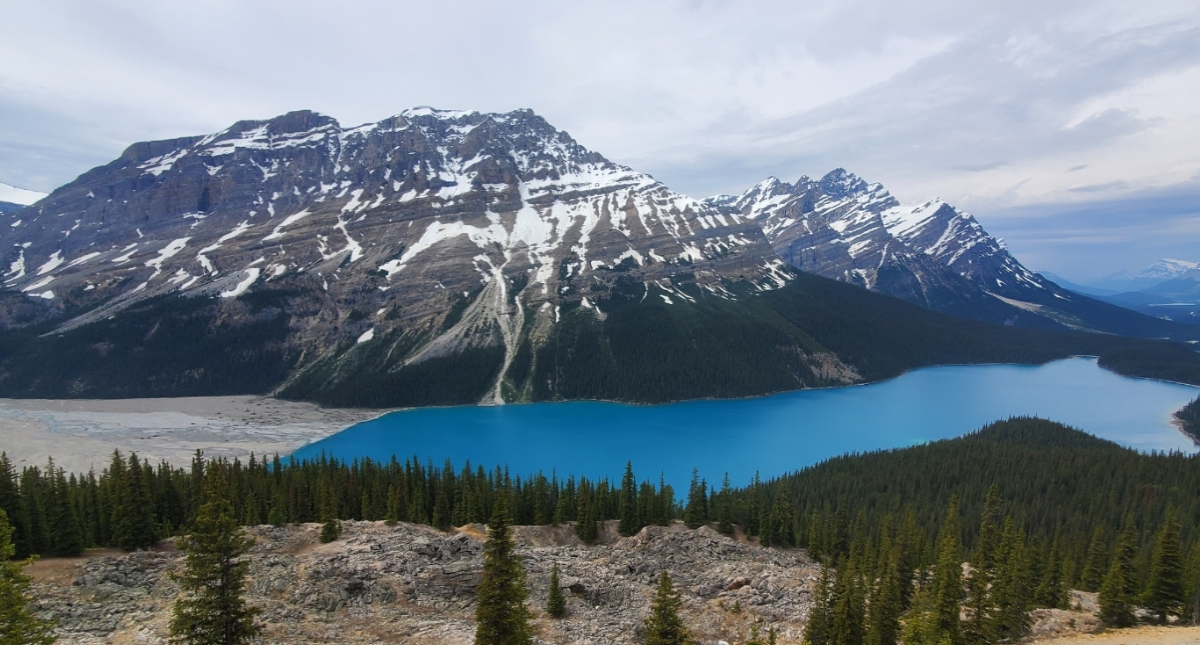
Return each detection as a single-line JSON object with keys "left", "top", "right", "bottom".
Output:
{"left": 28, "top": 519, "right": 1112, "bottom": 645}
{"left": 32, "top": 520, "right": 822, "bottom": 645}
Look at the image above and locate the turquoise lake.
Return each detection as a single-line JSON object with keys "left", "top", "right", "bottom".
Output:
{"left": 293, "top": 357, "right": 1199, "bottom": 490}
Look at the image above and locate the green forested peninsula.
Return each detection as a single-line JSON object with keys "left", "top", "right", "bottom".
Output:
{"left": 1177, "top": 396, "right": 1200, "bottom": 444}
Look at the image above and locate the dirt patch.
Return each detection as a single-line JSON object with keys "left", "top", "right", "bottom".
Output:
{"left": 24, "top": 548, "right": 122, "bottom": 584}
{"left": 1030, "top": 624, "right": 1200, "bottom": 645}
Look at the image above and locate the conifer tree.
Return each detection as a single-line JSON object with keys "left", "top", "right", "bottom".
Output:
{"left": 1099, "top": 516, "right": 1139, "bottom": 628}
{"left": 546, "top": 563, "right": 566, "bottom": 618}
{"left": 745, "top": 472, "right": 761, "bottom": 538}
{"left": 988, "top": 518, "right": 1030, "bottom": 641}
{"left": 644, "top": 571, "right": 691, "bottom": 645}
{"left": 475, "top": 497, "right": 532, "bottom": 645}
{"left": 896, "top": 509, "right": 919, "bottom": 611}
{"left": 769, "top": 494, "right": 795, "bottom": 547}
{"left": 867, "top": 538, "right": 902, "bottom": 645}
{"left": 804, "top": 563, "right": 833, "bottom": 645}
{"left": 716, "top": 474, "right": 733, "bottom": 536}
{"left": 683, "top": 470, "right": 707, "bottom": 530}
{"left": 1144, "top": 507, "right": 1185, "bottom": 623}
{"left": 1034, "top": 533, "right": 1068, "bottom": 609}
{"left": 931, "top": 496, "right": 962, "bottom": 645}
{"left": 1080, "top": 525, "right": 1108, "bottom": 592}
{"left": 574, "top": 482, "right": 597, "bottom": 543}
{"left": 169, "top": 467, "right": 260, "bottom": 645}
{"left": 267, "top": 489, "right": 287, "bottom": 526}
{"left": 16, "top": 467, "right": 48, "bottom": 559}
{"left": 963, "top": 487, "right": 1001, "bottom": 645}
{"left": 317, "top": 475, "right": 341, "bottom": 543}
{"left": 619, "top": 463, "right": 640, "bottom": 537}
{"left": 47, "top": 466, "right": 83, "bottom": 558}
{"left": 114, "top": 452, "right": 156, "bottom": 551}
{"left": 0, "top": 509, "right": 56, "bottom": 645}
{"left": 830, "top": 555, "right": 866, "bottom": 645}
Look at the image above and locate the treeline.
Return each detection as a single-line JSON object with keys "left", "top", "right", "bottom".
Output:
{"left": 0, "top": 451, "right": 685, "bottom": 559}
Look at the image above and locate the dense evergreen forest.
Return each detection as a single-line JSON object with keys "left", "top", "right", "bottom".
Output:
{"left": 4, "top": 418, "right": 1198, "bottom": 636}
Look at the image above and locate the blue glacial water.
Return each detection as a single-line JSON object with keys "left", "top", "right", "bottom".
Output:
{"left": 293, "top": 357, "right": 1199, "bottom": 490}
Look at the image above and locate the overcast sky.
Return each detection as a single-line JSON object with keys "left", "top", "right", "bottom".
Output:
{"left": 2, "top": 0, "right": 1198, "bottom": 281}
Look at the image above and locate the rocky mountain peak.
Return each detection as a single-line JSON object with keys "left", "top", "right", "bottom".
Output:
{"left": 816, "top": 168, "right": 868, "bottom": 198}
{"left": 0, "top": 106, "right": 802, "bottom": 406}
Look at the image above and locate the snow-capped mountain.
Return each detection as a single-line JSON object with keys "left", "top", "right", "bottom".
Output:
{"left": 705, "top": 170, "right": 1180, "bottom": 332}
{"left": 0, "top": 108, "right": 815, "bottom": 404}
{"left": 1139, "top": 258, "right": 1199, "bottom": 281}
{"left": 1, "top": 109, "right": 1192, "bottom": 406}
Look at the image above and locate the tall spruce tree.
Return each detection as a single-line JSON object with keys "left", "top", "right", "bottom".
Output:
{"left": 829, "top": 555, "right": 866, "bottom": 645}
{"left": 769, "top": 494, "right": 795, "bottom": 547}
{"left": 867, "top": 537, "right": 902, "bottom": 645}
{"left": 574, "top": 481, "right": 598, "bottom": 543}
{"left": 0, "top": 509, "right": 56, "bottom": 645}
{"left": 113, "top": 452, "right": 156, "bottom": 551}
{"left": 1099, "top": 515, "right": 1140, "bottom": 628}
{"left": 474, "top": 497, "right": 532, "bottom": 645}
{"left": 804, "top": 563, "right": 834, "bottom": 645}
{"left": 963, "top": 487, "right": 1001, "bottom": 645}
{"left": 1144, "top": 507, "right": 1185, "bottom": 623}
{"left": 988, "top": 518, "right": 1031, "bottom": 641}
{"left": 1080, "top": 525, "right": 1108, "bottom": 592}
{"left": 1034, "top": 532, "right": 1069, "bottom": 609}
{"left": 644, "top": 571, "right": 691, "bottom": 645}
{"left": 169, "top": 467, "right": 261, "bottom": 645}
{"left": 47, "top": 467, "right": 83, "bottom": 558}
{"left": 716, "top": 474, "right": 733, "bottom": 536}
{"left": 546, "top": 563, "right": 566, "bottom": 618}
{"left": 683, "top": 471, "right": 707, "bottom": 530}
{"left": 932, "top": 496, "right": 963, "bottom": 645}
{"left": 618, "top": 463, "right": 639, "bottom": 537}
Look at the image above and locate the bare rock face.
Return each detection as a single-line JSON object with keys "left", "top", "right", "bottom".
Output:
{"left": 31, "top": 520, "right": 822, "bottom": 645}
{"left": 2, "top": 108, "right": 783, "bottom": 328}
{"left": 0, "top": 108, "right": 820, "bottom": 404}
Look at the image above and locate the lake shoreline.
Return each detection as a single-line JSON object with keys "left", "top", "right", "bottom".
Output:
{"left": 3, "top": 357, "right": 1197, "bottom": 475}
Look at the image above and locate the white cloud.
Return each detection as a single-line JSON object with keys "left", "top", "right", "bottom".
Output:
{"left": 0, "top": 0, "right": 1198, "bottom": 277}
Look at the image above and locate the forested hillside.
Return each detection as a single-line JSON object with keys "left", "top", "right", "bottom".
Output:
{"left": 5, "top": 271, "right": 1199, "bottom": 406}
{"left": 5, "top": 417, "right": 1198, "bottom": 641}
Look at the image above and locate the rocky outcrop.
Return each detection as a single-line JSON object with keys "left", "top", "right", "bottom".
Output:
{"left": 30, "top": 520, "right": 821, "bottom": 645}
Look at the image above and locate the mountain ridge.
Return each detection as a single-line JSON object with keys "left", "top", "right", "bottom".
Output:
{"left": 1, "top": 107, "right": 1197, "bottom": 406}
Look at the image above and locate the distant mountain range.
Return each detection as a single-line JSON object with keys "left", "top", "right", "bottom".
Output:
{"left": 1, "top": 108, "right": 1196, "bottom": 406}
{"left": 1041, "top": 259, "right": 1200, "bottom": 326}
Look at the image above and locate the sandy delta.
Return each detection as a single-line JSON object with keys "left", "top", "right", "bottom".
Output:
{"left": 0, "top": 396, "right": 388, "bottom": 473}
